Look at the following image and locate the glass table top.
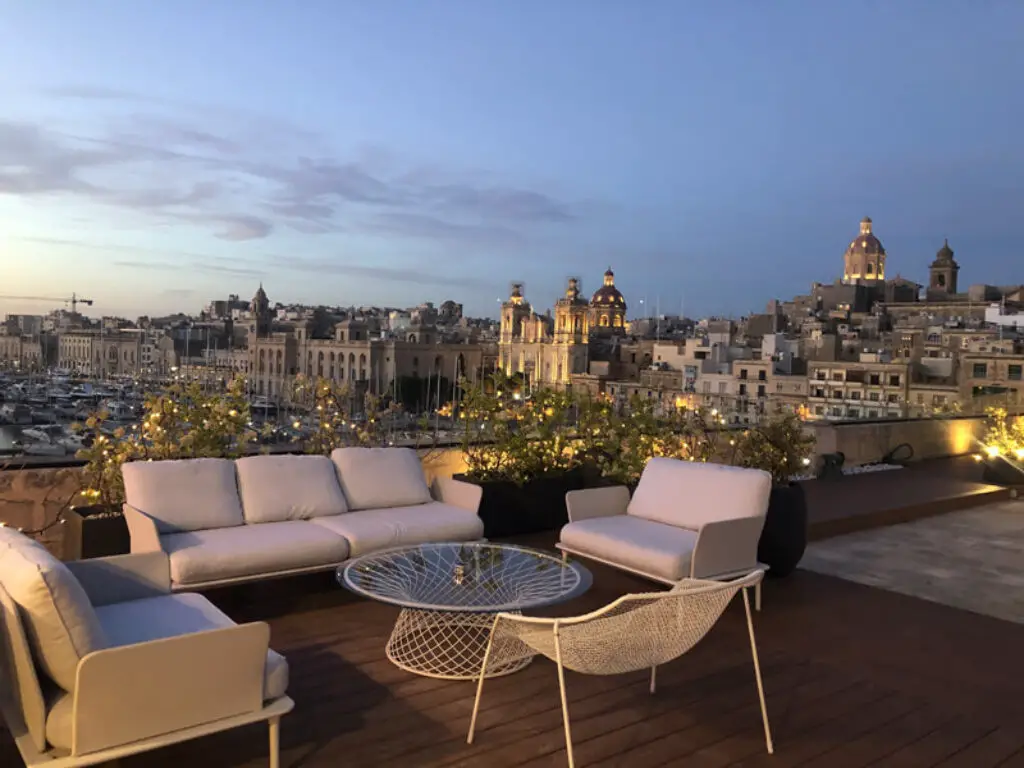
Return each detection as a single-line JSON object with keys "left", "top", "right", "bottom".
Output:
{"left": 340, "top": 542, "right": 592, "bottom": 613}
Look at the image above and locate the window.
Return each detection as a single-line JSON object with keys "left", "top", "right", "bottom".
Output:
{"left": 850, "top": 391, "right": 861, "bottom": 400}
{"left": 868, "top": 410, "right": 879, "bottom": 419}
{"left": 1009, "top": 365, "right": 1022, "bottom": 381}
{"left": 757, "top": 385, "right": 765, "bottom": 397}
{"left": 887, "top": 394, "right": 899, "bottom": 403}
{"left": 718, "top": 382, "right": 727, "bottom": 393}
{"left": 814, "top": 406, "right": 824, "bottom": 416}
{"left": 739, "top": 383, "right": 747, "bottom": 396}
{"left": 758, "top": 370, "right": 766, "bottom": 381}
{"left": 933, "top": 395, "right": 947, "bottom": 405}
{"left": 916, "top": 393, "right": 925, "bottom": 404}
{"left": 831, "top": 390, "right": 842, "bottom": 399}
{"left": 832, "top": 372, "right": 843, "bottom": 381}
{"left": 972, "top": 363, "right": 988, "bottom": 378}
{"left": 814, "top": 388, "right": 825, "bottom": 398}
{"left": 869, "top": 392, "right": 880, "bottom": 401}
{"left": 739, "top": 369, "right": 748, "bottom": 379}
{"left": 869, "top": 374, "right": 880, "bottom": 385}
{"left": 815, "top": 371, "right": 826, "bottom": 381}
{"left": 889, "top": 374, "right": 900, "bottom": 386}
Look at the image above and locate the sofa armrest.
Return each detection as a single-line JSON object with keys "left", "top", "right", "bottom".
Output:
{"left": 565, "top": 486, "right": 630, "bottom": 523}
{"left": 122, "top": 504, "right": 163, "bottom": 554}
{"left": 66, "top": 552, "right": 171, "bottom": 606}
{"left": 431, "top": 477, "right": 483, "bottom": 514}
{"left": 72, "top": 622, "right": 271, "bottom": 756}
{"left": 691, "top": 516, "right": 766, "bottom": 579}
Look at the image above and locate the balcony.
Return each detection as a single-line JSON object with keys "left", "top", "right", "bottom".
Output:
{"left": 1, "top": 422, "right": 1023, "bottom": 766}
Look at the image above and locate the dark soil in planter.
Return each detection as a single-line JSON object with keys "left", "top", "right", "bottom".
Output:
{"left": 455, "top": 468, "right": 591, "bottom": 538}
{"left": 66, "top": 506, "right": 131, "bottom": 559}
{"left": 982, "top": 458, "right": 1024, "bottom": 487}
{"left": 757, "top": 482, "right": 808, "bottom": 578}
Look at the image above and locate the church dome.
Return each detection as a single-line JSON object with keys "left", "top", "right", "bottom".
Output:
{"left": 845, "top": 217, "right": 885, "bottom": 257}
{"left": 591, "top": 268, "right": 627, "bottom": 308}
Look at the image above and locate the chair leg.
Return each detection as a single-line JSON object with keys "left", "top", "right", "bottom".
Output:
{"left": 742, "top": 589, "right": 774, "bottom": 754}
{"left": 755, "top": 581, "right": 762, "bottom": 612}
{"left": 554, "top": 630, "right": 575, "bottom": 768}
{"left": 467, "top": 623, "right": 498, "bottom": 744}
{"left": 650, "top": 665, "right": 657, "bottom": 695}
{"left": 268, "top": 716, "right": 280, "bottom": 768}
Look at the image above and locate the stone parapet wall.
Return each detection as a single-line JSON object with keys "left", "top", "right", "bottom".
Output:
{"left": 0, "top": 464, "right": 83, "bottom": 558}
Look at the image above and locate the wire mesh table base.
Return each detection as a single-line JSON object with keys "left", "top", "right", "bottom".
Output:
{"left": 386, "top": 608, "right": 535, "bottom": 680}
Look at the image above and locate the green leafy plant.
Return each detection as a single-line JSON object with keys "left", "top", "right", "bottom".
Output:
{"left": 296, "top": 375, "right": 405, "bottom": 454}
{"left": 980, "top": 406, "right": 1024, "bottom": 461}
{"left": 728, "top": 411, "right": 816, "bottom": 485}
{"left": 74, "top": 378, "right": 255, "bottom": 509}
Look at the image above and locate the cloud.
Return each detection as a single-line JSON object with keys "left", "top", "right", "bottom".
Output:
{"left": 3, "top": 90, "right": 582, "bottom": 248}
{"left": 113, "top": 259, "right": 265, "bottom": 278}
{"left": 281, "top": 255, "right": 492, "bottom": 290}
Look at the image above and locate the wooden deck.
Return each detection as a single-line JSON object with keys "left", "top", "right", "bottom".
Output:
{"left": 4, "top": 533, "right": 1022, "bottom": 768}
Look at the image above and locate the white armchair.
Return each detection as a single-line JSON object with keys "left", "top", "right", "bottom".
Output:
{"left": 558, "top": 458, "right": 771, "bottom": 608}
{"left": 467, "top": 570, "right": 773, "bottom": 767}
{"left": 0, "top": 530, "right": 292, "bottom": 767}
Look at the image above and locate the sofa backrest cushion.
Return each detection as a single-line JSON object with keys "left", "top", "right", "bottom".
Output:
{"left": 236, "top": 454, "right": 349, "bottom": 523}
{"left": 122, "top": 458, "right": 244, "bottom": 534}
{"left": 0, "top": 529, "right": 108, "bottom": 692}
{"left": 627, "top": 458, "right": 771, "bottom": 529}
{"left": 330, "top": 447, "right": 432, "bottom": 510}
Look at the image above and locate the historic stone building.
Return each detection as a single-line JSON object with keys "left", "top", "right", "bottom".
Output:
{"left": 842, "top": 217, "right": 887, "bottom": 285}
{"left": 498, "top": 269, "right": 629, "bottom": 389}
{"left": 928, "top": 239, "right": 960, "bottom": 296}
{"left": 244, "top": 286, "right": 486, "bottom": 399}
{"left": 57, "top": 331, "right": 142, "bottom": 376}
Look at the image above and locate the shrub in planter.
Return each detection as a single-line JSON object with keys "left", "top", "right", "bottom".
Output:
{"left": 730, "top": 412, "right": 816, "bottom": 577}
{"left": 978, "top": 407, "right": 1024, "bottom": 486}
{"left": 70, "top": 379, "right": 256, "bottom": 555}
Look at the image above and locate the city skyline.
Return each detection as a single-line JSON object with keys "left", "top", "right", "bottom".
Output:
{"left": 3, "top": 2, "right": 1023, "bottom": 319}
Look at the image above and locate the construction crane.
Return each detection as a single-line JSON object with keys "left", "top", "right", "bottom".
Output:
{"left": 0, "top": 292, "right": 94, "bottom": 313}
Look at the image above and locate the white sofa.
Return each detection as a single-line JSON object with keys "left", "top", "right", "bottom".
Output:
{"left": 0, "top": 527, "right": 292, "bottom": 767}
{"left": 557, "top": 458, "right": 771, "bottom": 606}
{"left": 121, "top": 447, "right": 484, "bottom": 591}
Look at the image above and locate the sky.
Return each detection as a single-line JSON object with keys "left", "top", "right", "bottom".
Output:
{"left": 1, "top": 1, "right": 1023, "bottom": 321}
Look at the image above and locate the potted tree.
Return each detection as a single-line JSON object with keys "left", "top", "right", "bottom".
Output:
{"left": 731, "top": 411, "right": 816, "bottom": 577}
{"left": 70, "top": 379, "right": 255, "bottom": 557}
{"left": 977, "top": 407, "right": 1024, "bottom": 487}
{"left": 453, "top": 373, "right": 589, "bottom": 537}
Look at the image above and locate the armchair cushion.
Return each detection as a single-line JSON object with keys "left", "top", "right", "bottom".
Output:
{"left": 122, "top": 458, "right": 245, "bottom": 534}
{"left": 559, "top": 516, "right": 698, "bottom": 582}
{"left": 330, "top": 447, "right": 432, "bottom": 510}
{"left": 45, "top": 592, "right": 288, "bottom": 749}
{"left": 236, "top": 454, "right": 348, "bottom": 523}
{"left": 627, "top": 458, "right": 771, "bottom": 529}
{"left": 161, "top": 521, "right": 350, "bottom": 586}
{"left": 0, "top": 529, "right": 108, "bottom": 692}
{"left": 309, "top": 503, "right": 484, "bottom": 557}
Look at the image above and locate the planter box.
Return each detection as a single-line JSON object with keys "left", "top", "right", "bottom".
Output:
{"left": 455, "top": 469, "right": 591, "bottom": 538}
{"left": 982, "top": 458, "right": 1024, "bottom": 487}
{"left": 757, "top": 483, "right": 808, "bottom": 578}
{"left": 66, "top": 506, "right": 131, "bottom": 559}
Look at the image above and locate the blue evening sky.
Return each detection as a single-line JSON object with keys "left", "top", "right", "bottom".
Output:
{"left": 1, "top": 1, "right": 1022, "bottom": 319}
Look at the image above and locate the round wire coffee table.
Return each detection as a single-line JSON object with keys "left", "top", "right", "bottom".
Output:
{"left": 341, "top": 542, "right": 592, "bottom": 680}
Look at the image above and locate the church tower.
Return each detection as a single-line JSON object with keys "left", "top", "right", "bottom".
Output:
{"left": 928, "top": 239, "right": 960, "bottom": 295}
{"left": 499, "top": 283, "right": 530, "bottom": 344}
{"left": 554, "top": 277, "right": 589, "bottom": 344}
{"left": 843, "top": 217, "right": 886, "bottom": 284}
{"left": 250, "top": 283, "right": 272, "bottom": 337}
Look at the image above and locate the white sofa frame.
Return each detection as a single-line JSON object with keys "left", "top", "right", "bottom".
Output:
{"left": 0, "top": 552, "right": 293, "bottom": 767}
{"left": 557, "top": 486, "right": 765, "bottom": 610}
{"left": 122, "top": 476, "right": 483, "bottom": 591}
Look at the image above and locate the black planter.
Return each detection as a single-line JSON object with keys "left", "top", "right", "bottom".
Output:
{"left": 67, "top": 506, "right": 131, "bottom": 559}
{"left": 757, "top": 483, "right": 808, "bottom": 578}
{"left": 455, "top": 469, "right": 590, "bottom": 538}
{"left": 982, "top": 458, "right": 1024, "bottom": 487}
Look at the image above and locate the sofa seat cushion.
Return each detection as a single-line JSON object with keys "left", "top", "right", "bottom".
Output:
{"left": 45, "top": 592, "right": 288, "bottom": 750}
{"left": 122, "top": 458, "right": 245, "bottom": 534}
{"left": 0, "top": 529, "right": 107, "bottom": 692}
{"left": 236, "top": 454, "right": 348, "bottom": 523}
{"left": 330, "top": 447, "right": 432, "bottom": 510}
{"left": 559, "top": 515, "right": 698, "bottom": 582}
{"left": 161, "top": 521, "right": 349, "bottom": 586}
{"left": 627, "top": 458, "right": 771, "bottom": 529}
{"left": 309, "top": 503, "right": 484, "bottom": 557}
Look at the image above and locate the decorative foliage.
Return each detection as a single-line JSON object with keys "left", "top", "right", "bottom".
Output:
{"left": 73, "top": 379, "right": 255, "bottom": 509}
{"left": 297, "top": 375, "right": 404, "bottom": 454}
{"left": 980, "top": 406, "right": 1024, "bottom": 461}
{"left": 729, "top": 411, "right": 816, "bottom": 485}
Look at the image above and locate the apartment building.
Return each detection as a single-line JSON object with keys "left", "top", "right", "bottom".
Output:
{"left": 806, "top": 355, "right": 909, "bottom": 420}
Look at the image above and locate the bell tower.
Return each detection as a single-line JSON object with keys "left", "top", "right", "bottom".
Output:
{"left": 929, "top": 239, "right": 959, "bottom": 295}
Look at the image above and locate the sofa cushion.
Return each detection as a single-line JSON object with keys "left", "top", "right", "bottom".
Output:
{"left": 122, "top": 458, "right": 245, "bottom": 534}
{"left": 627, "top": 458, "right": 771, "bottom": 529}
{"left": 236, "top": 454, "right": 349, "bottom": 524}
{"left": 559, "top": 516, "right": 698, "bottom": 582}
{"left": 161, "top": 521, "right": 350, "bottom": 586}
{"left": 0, "top": 530, "right": 107, "bottom": 692}
{"left": 45, "top": 592, "right": 288, "bottom": 750}
{"left": 330, "top": 447, "right": 432, "bottom": 510}
{"left": 309, "top": 503, "right": 484, "bottom": 557}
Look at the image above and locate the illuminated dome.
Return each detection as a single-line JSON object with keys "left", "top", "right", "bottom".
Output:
{"left": 845, "top": 217, "right": 886, "bottom": 257}
{"left": 590, "top": 268, "right": 627, "bottom": 309}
